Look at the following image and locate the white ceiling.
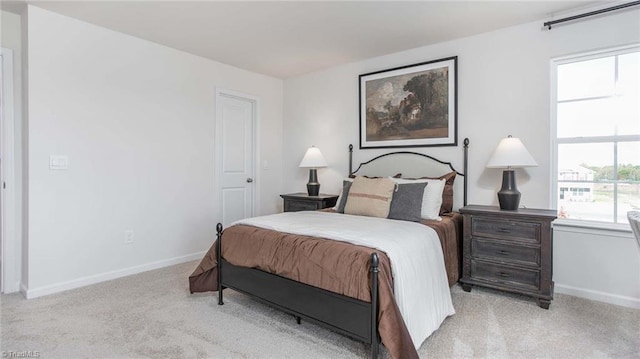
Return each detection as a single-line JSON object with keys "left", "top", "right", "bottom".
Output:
{"left": 4, "top": 1, "right": 602, "bottom": 78}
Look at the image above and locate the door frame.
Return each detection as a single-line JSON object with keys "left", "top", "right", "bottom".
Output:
{"left": 1, "top": 47, "right": 19, "bottom": 293}
{"left": 214, "top": 87, "right": 260, "bottom": 225}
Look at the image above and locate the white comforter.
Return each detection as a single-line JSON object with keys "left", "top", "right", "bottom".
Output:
{"left": 234, "top": 211, "right": 455, "bottom": 349}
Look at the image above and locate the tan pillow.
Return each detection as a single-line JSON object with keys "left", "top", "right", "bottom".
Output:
{"left": 344, "top": 176, "right": 395, "bottom": 218}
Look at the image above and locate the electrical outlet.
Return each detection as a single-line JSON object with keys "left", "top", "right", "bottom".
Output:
{"left": 49, "top": 155, "right": 69, "bottom": 170}
{"left": 124, "top": 230, "right": 134, "bottom": 244}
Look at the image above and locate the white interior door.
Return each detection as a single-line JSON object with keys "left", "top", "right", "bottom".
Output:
{"left": 216, "top": 89, "right": 256, "bottom": 227}
{"left": 0, "top": 48, "right": 17, "bottom": 294}
{"left": 0, "top": 53, "right": 4, "bottom": 292}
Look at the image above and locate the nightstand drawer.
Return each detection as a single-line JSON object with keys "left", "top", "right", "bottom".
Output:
{"left": 284, "top": 200, "right": 319, "bottom": 212}
{"left": 281, "top": 193, "right": 339, "bottom": 213}
{"left": 471, "top": 218, "right": 540, "bottom": 243}
{"left": 471, "top": 260, "right": 540, "bottom": 291}
{"left": 472, "top": 238, "right": 539, "bottom": 266}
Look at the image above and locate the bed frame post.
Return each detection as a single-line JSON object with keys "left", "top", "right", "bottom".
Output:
{"left": 349, "top": 144, "right": 354, "bottom": 176}
{"left": 370, "top": 253, "right": 379, "bottom": 359}
{"left": 216, "top": 223, "right": 224, "bottom": 305}
{"left": 463, "top": 138, "right": 469, "bottom": 206}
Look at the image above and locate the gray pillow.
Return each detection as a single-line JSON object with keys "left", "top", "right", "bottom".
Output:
{"left": 337, "top": 180, "right": 353, "bottom": 213}
{"left": 388, "top": 182, "right": 428, "bottom": 222}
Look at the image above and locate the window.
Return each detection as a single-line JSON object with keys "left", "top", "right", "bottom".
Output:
{"left": 552, "top": 46, "right": 640, "bottom": 225}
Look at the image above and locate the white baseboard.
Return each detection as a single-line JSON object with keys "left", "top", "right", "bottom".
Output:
{"left": 24, "top": 251, "right": 205, "bottom": 299}
{"left": 555, "top": 283, "right": 640, "bottom": 309}
{"left": 20, "top": 282, "right": 28, "bottom": 297}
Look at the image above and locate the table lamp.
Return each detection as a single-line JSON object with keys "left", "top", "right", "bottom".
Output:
{"left": 299, "top": 146, "right": 328, "bottom": 196}
{"left": 486, "top": 135, "right": 538, "bottom": 210}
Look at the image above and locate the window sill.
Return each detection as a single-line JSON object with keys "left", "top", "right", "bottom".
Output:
{"left": 553, "top": 218, "right": 633, "bottom": 237}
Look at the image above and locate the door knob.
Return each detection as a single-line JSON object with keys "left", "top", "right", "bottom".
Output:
{"left": 246, "top": 178, "right": 254, "bottom": 183}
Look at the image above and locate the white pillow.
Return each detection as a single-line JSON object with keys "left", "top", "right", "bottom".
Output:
{"left": 390, "top": 177, "right": 445, "bottom": 221}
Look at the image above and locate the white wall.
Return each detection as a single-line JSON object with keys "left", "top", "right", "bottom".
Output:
{"left": 25, "top": 6, "right": 283, "bottom": 297}
{"left": 554, "top": 226, "right": 639, "bottom": 307}
{"left": 1, "top": 10, "right": 24, "bottom": 293}
{"left": 283, "top": 9, "right": 640, "bottom": 307}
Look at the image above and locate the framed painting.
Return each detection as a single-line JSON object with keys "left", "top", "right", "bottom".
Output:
{"left": 359, "top": 56, "right": 457, "bottom": 149}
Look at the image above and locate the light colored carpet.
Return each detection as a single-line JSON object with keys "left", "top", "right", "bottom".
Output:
{"left": 2, "top": 261, "right": 639, "bottom": 358}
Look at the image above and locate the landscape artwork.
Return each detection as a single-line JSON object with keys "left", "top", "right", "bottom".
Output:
{"left": 359, "top": 57, "right": 457, "bottom": 148}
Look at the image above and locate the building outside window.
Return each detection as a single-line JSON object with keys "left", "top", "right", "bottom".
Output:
{"left": 552, "top": 46, "right": 640, "bottom": 225}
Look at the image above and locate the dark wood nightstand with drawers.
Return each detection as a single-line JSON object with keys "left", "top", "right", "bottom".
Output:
{"left": 280, "top": 193, "right": 339, "bottom": 212}
{"left": 459, "top": 205, "right": 557, "bottom": 309}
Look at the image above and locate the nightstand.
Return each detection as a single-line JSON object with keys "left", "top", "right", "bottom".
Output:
{"left": 459, "top": 205, "right": 557, "bottom": 309}
{"left": 280, "top": 193, "right": 339, "bottom": 212}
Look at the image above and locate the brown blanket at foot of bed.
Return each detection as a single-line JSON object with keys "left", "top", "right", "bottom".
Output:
{"left": 189, "top": 224, "right": 418, "bottom": 359}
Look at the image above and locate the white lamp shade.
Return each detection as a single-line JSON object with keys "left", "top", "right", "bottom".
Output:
{"left": 486, "top": 136, "right": 538, "bottom": 168}
{"left": 299, "top": 146, "right": 328, "bottom": 168}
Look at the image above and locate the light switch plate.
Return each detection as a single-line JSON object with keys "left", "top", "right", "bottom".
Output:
{"left": 49, "top": 155, "right": 69, "bottom": 170}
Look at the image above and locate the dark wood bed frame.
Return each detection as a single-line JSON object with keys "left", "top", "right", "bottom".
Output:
{"left": 216, "top": 138, "right": 469, "bottom": 358}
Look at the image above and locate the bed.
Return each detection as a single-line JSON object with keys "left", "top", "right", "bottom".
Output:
{"left": 189, "top": 138, "right": 469, "bottom": 359}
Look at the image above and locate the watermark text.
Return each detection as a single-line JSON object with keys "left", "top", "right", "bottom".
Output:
{"left": 1, "top": 351, "right": 41, "bottom": 358}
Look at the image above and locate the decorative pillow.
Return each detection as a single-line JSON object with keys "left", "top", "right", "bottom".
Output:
{"left": 388, "top": 182, "right": 428, "bottom": 222}
{"left": 338, "top": 173, "right": 400, "bottom": 212}
{"left": 438, "top": 172, "right": 456, "bottom": 214}
{"left": 405, "top": 172, "right": 457, "bottom": 214}
{"left": 391, "top": 177, "right": 445, "bottom": 221}
{"left": 335, "top": 180, "right": 353, "bottom": 213}
{"left": 344, "top": 177, "right": 395, "bottom": 218}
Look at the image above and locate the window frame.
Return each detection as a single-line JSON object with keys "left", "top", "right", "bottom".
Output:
{"left": 550, "top": 44, "right": 640, "bottom": 229}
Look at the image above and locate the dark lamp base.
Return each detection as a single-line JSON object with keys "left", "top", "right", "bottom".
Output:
{"left": 307, "top": 183, "right": 320, "bottom": 196}
{"left": 497, "top": 170, "right": 521, "bottom": 211}
{"left": 306, "top": 168, "right": 320, "bottom": 196}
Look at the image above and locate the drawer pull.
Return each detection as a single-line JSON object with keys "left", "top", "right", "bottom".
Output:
{"left": 496, "top": 228, "right": 511, "bottom": 233}
{"left": 496, "top": 272, "right": 510, "bottom": 278}
{"left": 497, "top": 250, "right": 510, "bottom": 255}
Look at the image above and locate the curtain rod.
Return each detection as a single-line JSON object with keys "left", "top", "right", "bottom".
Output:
{"left": 544, "top": 0, "right": 640, "bottom": 29}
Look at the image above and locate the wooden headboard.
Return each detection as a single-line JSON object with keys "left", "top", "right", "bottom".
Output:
{"left": 348, "top": 138, "right": 469, "bottom": 211}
